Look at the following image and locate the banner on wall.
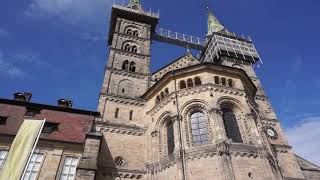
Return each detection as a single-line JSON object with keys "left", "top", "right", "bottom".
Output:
{"left": 0, "top": 119, "right": 45, "bottom": 180}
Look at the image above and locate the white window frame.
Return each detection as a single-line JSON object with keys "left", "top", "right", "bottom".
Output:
{"left": 59, "top": 155, "right": 79, "bottom": 180}
{"left": 23, "top": 151, "right": 45, "bottom": 180}
{"left": 0, "top": 149, "right": 8, "bottom": 169}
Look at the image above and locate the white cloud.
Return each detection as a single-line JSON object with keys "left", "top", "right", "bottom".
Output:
{"left": 25, "top": 0, "right": 112, "bottom": 28}
{"left": 0, "top": 49, "right": 54, "bottom": 78}
{"left": 286, "top": 116, "right": 320, "bottom": 166}
{"left": 0, "top": 52, "right": 26, "bottom": 77}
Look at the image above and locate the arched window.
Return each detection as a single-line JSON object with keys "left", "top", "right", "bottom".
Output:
{"left": 156, "top": 96, "right": 160, "bottom": 104}
{"left": 222, "top": 108, "right": 243, "bottom": 143}
{"left": 187, "top": 78, "right": 194, "bottom": 88}
{"left": 122, "top": 60, "right": 129, "bottom": 71}
{"left": 129, "top": 61, "right": 136, "bottom": 72}
{"left": 194, "top": 76, "right": 201, "bottom": 86}
{"left": 115, "top": 108, "right": 119, "bottom": 119}
{"left": 133, "top": 30, "right": 139, "bottom": 37}
{"left": 214, "top": 76, "right": 220, "bottom": 84}
{"left": 160, "top": 92, "right": 165, "bottom": 100}
{"left": 126, "top": 28, "right": 133, "bottom": 35}
{"left": 228, "top": 79, "right": 233, "bottom": 87}
{"left": 221, "top": 77, "right": 226, "bottom": 86}
{"left": 179, "top": 80, "right": 186, "bottom": 89}
{"left": 124, "top": 44, "right": 131, "bottom": 52}
{"left": 190, "top": 111, "right": 209, "bottom": 146}
{"left": 166, "top": 120, "right": 174, "bottom": 154}
{"left": 164, "top": 88, "right": 169, "bottom": 96}
{"left": 132, "top": 45, "right": 138, "bottom": 53}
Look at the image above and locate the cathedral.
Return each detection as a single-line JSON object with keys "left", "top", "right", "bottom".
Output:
{"left": 0, "top": 0, "right": 320, "bottom": 180}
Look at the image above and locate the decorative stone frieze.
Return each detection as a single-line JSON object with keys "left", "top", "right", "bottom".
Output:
{"left": 106, "top": 67, "right": 149, "bottom": 79}
{"left": 147, "top": 84, "right": 247, "bottom": 116}
{"left": 104, "top": 95, "right": 146, "bottom": 107}
{"left": 96, "top": 121, "right": 147, "bottom": 136}
{"left": 145, "top": 153, "right": 180, "bottom": 173}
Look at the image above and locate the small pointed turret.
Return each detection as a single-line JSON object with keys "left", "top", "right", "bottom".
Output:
{"left": 128, "top": 0, "right": 142, "bottom": 10}
{"left": 207, "top": 8, "right": 225, "bottom": 36}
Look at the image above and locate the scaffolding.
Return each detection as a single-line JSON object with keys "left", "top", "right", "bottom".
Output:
{"left": 202, "top": 33, "right": 262, "bottom": 65}
{"left": 112, "top": 0, "right": 160, "bottom": 18}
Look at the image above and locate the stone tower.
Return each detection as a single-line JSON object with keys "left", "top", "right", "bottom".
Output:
{"left": 93, "top": 1, "right": 320, "bottom": 180}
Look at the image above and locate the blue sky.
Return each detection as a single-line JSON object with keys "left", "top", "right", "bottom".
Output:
{"left": 1, "top": 0, "right": 320, "bottom": 164}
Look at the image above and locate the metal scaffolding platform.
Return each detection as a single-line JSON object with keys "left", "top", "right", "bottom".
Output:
{"left": 202, "top": 33, "right": 262, "bottom": 64}
{"left": 153, "top": 28, "right": 207, "bottom": 51}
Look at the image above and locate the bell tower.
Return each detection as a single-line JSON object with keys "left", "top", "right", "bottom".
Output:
{"left": 98, "top": 0, "right": 159, "bottom": 122}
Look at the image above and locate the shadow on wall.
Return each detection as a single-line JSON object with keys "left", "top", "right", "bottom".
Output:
{"left": 96, "top": 137, "right": 118, "bottom": 180}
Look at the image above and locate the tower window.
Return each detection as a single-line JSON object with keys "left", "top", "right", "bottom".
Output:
{"left": 190, "top": 111, "right": 209, "bottom": 146}
{"left": 129, "top": 61, "right": 136, "bottom": 72}
{"left": 222, "top": 108, "right": 243, "bottom": 143}
{"left": 133, "top": 30, "right": 139, "bottom": 37}
{"left": 122, "top": 89, "right": 125, "bottom": 93}
{"left": 126, "top": 28, "right": 133, "bottom": 35}
{"left": 194, "top": 76, "right": 201, "bottom": 86}
{"left": 122, "top": 60, "right": 129, "bottom": 71}
{"left": 179, "top": 80, "right": 186, "bottom": 89}
{"left": 115, "top": 108, "right": 119, "bottom": 119}
{"left": 129, "top": 110, "right": 133, "bottom": 120}
{"left": 166, "top": 120, "right": 175, "bottom": 154}
{"left": 125, "top": 28, "right": 139, "bottom": 37}
{"left": 132, "top": 45, "right": 138, "bottom": 53}
{"left": 187, "top": 78, "right": 194, "bottom": 88}
{"left": 124, "top": 44, "right": 131, "bottom": 52}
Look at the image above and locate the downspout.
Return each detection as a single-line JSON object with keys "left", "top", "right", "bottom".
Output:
{"left": 172, "top": 70, "right": 187, "bottom": 180}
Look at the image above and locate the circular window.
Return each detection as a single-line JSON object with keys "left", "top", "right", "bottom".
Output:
{"left": 114, "top": 156, "right": 125, "bottom": 167}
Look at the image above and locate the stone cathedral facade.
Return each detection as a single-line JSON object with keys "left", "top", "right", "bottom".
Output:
{"left": 1, "top": 0, "right": 320, "bottom": 180}
{"left": 88, "top": 0, "right": 320, "bottom": 180}
{"left": 86, "top": 0, "right": 319, "bottom": 180}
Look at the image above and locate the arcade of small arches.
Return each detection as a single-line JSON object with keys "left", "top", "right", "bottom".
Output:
{"left": 214, "top": 76, "right": 235, "bottom": 88}
{"left": 122, "top": 42, "right": 139, "bottom": 53}
{"left": 125, "top": 26, "right": 140, "bottom": 37}
{"left": 179, "top": 76, "right": 202, "bottom": 90}
{"left": 155, "top": 88, "right": 169, "bottom": 105}
{"left": 157, "top": 99, "right": 248, "bottom": 157}
{"left": 122, "top": 60, "right": 136, "bottom": 72}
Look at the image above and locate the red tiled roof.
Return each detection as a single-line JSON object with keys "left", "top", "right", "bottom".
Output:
{"left": 0, "top": 100, "right": 99, "bottom": 144}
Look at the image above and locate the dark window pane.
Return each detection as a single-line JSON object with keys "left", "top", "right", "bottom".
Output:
{"left": 222, "top": 108, "right": 243, "bottom": 143}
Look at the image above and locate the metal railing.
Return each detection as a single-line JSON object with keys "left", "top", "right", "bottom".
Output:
{"left": 112, "top": 0, "right": 160, "bottom": 18}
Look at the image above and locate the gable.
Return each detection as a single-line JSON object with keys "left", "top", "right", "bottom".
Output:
{"left": 152, "top": 53, "right": 199, "bottom": 81}
{"left": 295, "top": 154, "right": 320, "bottom": 171}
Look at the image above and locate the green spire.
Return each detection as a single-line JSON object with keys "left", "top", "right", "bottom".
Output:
{"left": 128, "top": 0, "right": 142, "bottom": 10}
{"left": 207, "top": 9, "right": 225, "bottom": 36}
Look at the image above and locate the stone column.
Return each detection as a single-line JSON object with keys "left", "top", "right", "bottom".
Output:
{"left": 76, "top": 132, "right": 102, "bottom": 180}
{"left": 211, "top": 108, "right": 227, "bottom": 143}
{"left": 172, "top": 115, "right": 181, "bottom": 155}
